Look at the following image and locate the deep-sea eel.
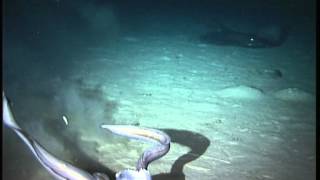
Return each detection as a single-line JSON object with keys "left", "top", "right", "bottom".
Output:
{"left": 199, "top": 21, "right": 287, "bottom": 48}
{"left": 3, "top": 92, "right": 171, "bottom": 180}
{"left": 101, "top": 125, "right": 171, "bottom": 170}
{"left": 3, "top": 93, "right": 105, "bottom": 180}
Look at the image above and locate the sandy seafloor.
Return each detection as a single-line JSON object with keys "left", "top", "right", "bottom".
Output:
{"left": 3, "top": 11, "right": 316, "bottom": 180}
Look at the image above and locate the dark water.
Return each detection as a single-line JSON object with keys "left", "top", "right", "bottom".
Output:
{"left": 3, "top": 0, "right": 316, "bottom": 180}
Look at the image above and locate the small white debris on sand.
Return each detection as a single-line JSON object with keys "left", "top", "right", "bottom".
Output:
{"left": 62, "top": 115, "right": 68, "bottom": 126}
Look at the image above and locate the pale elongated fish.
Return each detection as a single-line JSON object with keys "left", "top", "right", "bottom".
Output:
{"left": 100, "top": 124, "right": 171, "bottom": 178}
{"left": 3, "top": 92, "right": 170, "bottom": 180}
{"left": 2, "top": 93, "right": 109, "bottom": 180}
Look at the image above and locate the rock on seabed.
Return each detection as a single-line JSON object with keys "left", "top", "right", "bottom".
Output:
{"left": 273, "top": 88, "right": 315, "bottom": 102}
{"left": 214, "top": 85, "right": 264, "bottom": 100}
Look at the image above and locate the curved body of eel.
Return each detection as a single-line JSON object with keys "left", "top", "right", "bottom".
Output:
{"left": 3, "top": 92, "right": 171, "bottom": 180}
{"left": 100, "top": 125, "right": 171, "bottom": 180}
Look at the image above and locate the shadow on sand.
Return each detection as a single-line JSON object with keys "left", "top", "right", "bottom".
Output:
{"left": 153, "top": 129, "right": 210, "bottom": 180}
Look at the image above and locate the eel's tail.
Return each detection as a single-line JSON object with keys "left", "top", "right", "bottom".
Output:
{"left": 3, "top": 92, "right": 106, "bottom": 180}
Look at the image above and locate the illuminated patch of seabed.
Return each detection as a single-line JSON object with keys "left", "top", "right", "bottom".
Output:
{"left": 73, "top": 84, "right": 258, "bottom": 178}
{"left": 73, "top": 90, "right": 257, "bottom": 178}
{"left": 86, "top": 92, "right": 311, "bottom": 179}
{"left": 61, "top": 39, "right": 315, "bottom": 179}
